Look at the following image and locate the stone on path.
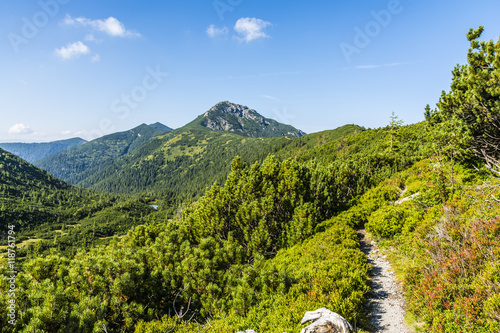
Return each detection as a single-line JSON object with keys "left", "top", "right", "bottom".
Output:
{"left": 300, "top": 308, "right": 353, "bottom": 333}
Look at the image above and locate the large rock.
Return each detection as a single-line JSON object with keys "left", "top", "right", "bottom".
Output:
{"left": 300, "top": 308, "right": 353, "bottom": 333}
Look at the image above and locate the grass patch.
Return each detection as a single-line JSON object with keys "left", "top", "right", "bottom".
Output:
{"left": 17, "top": 238, "right": 42, "bottom": 248}
{"left": 98, "top": 235, "right": 125, "bottom": 240}
{"left": 405, "top": 311, "right": 427, "bottom": 332}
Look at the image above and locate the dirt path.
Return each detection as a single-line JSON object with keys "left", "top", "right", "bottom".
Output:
{"left": 358, "top": 230, "right": 410, "bottom": 333}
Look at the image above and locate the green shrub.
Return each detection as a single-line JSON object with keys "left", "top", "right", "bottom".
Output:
{"left": 133, "top": 222, "right": 370, "bottom": 333}
{"left": 366, "top": 201, "right": 425, "bottom": 238}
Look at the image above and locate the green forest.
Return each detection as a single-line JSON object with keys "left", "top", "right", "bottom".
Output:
{"left": 0, "top": 26, "right": 499, "bottom": 332}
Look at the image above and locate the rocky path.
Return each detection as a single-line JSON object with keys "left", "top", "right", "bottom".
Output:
{"left": 358, "top": 230, "right": 410, "bottom": 333}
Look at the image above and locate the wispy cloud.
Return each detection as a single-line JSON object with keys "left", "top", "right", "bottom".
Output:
{"left": 206, "top": 25, "right": 228, "bottom": 38}
{"left": 64, "top": 15, "right": 141, "bottom": 38}
{"left": 234, "top": 18, "right": 272, "bottom": 42}
{"left": 84, "top": 34, "right": 97, "bottom": 42}
{"left": 242, "top": 71, "right": 299, "bottom": 79}
{"left": 54, "top": 41, "right": 90, "bottom": 60}
{"left": 8, "top": 123, "right": 34, "bottom": 135}
{"left": 91, "top": 53, "right": 101, "bottom": 63}
{"left": 355, "top": 62, "right": 407, "bottom": 69}
{"left": 261, "top": 94, "right": 280, "bottom": 101}
{"left": 272, "top": 106, "right": 296, "bottom": 124}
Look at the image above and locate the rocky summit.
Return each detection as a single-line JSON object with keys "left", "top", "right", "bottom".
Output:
{"left": 187, "top": 101, "right": 306, "bottom": 138}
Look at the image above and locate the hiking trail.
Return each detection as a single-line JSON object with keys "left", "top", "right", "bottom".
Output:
{"left": 358, "top": 229, "right": 410, "bottom": 333}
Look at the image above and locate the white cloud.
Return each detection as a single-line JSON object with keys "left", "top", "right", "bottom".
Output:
{"left": 62, "top": 130, "right": 72, "bottom": 135}
{"left": 206, "top": 25, "right": 228, "bottom": 38}
{"left": 55, "top": 41, "right": 90, "bottom": 60}
{"left": 234, "top": 18, "right": 272, "bottom": 42}
{"left": 91, "top": 53, "right": 101, "bottom": 62}
{"left": 261, "top": 94, "right": 280, "bottom": 101}
{"left": 84, "top": 33, "right": 96, "bottom": 42}
{"left": 8, "top": 123, "right": 34, "bottom": 135}
{"left": 64, "top": 14, "right": 141, "bottom": 38}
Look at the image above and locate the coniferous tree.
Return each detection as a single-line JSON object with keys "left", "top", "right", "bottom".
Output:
{"left": 432, "top": 26, "right": 500, "bottom": 174}
{"left": 387, "top": 112, "right": 404, "bottom": 153}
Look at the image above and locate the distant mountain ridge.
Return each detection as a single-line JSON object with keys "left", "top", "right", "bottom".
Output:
{"left": 34, "top": 123, "right": 172, "bottom": 184}
{"left": 183, "top": 101, "right": 306, "bottom": 138}
{"left": 0, "top": 137, "right": 87, "bottom": 163}
{"left": 148, "top": 122, "right": 173, "bottom": 132}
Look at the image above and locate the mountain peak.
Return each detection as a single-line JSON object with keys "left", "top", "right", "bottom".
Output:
{"left": 203, "top": 101, "right": 265, "bottom": 124}
{"left": 148, "top": 122, "right": 173, "bottom": 132}
{"left": 188, "top": 101, "right": 305, "bottom": 138}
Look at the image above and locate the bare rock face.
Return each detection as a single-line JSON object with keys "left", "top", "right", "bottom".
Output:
{"left": 300, "top": 308, "right": 353, "bottom": 333}
{"left": 202, "top": 102, "right": 270, "bottom": 132}
{"left": 197, "top": 101, "right": 306, "bottom": 138}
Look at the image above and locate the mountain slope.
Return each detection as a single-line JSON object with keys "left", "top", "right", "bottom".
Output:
{"left": 75, "top": 125, "right": 367, "bottom": 211}
{"left": 77, "top": 121, "right": 430, "bottom": 218}
{"left": 0, "top": 146, "right": 73, "bottom": 234}
{"left": 0, "top": 147, "right": 157, "bottom": 258}
{"left": 0, "top": 147, "right": 70, "bottom": 196}
{"left": 0, "top": 137, "right": 87, "bottom": 163}
{"left": 34, "top": 123, "right": 171, "bottom": 184}
{"left": 76, "top": 128, "right": 295, "bottom": 205}
{"left": 183, "top": 101, "right": 306, "bottom": 138}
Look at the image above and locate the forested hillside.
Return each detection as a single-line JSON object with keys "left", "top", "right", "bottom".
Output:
{"left": 75, "top": 125, "right": 364, "bottom": 214}
{"left": 0, "top": 147, "right": 159, "bottom": 260}
{"left": 0, "top": 147, "right": 70, "bottom": 233}
{"left": 0, "top": 138, "right": 87, "bottom": 163}
{"left": 0, "top": 148, "right": 69, "bottom": 193}
{"left": 34, "top": 123, "right": 172, "bottom": 184}
{"left": 75, "top": 121, "right": 428, "bottom": 217}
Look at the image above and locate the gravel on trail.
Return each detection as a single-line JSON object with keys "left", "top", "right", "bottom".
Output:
{"left": 358, "top": 230, "right": 411, "bottom": 333}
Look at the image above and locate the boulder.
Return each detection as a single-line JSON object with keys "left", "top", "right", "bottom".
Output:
{"left": 300, "top": 308, "right": 353, "bottom": 333}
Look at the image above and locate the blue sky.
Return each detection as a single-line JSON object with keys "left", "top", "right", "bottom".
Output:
{"left": 1, "top": 0, "right": 500, "bottom": 142}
